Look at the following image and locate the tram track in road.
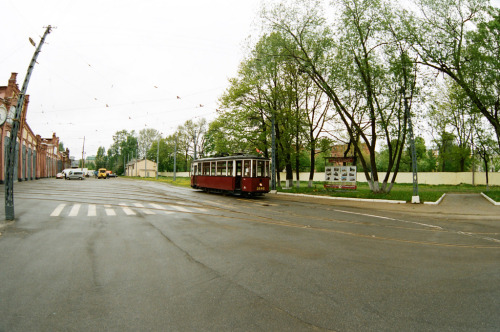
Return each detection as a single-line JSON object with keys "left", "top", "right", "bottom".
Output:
{"left": 7, "top": 179, "right": 500, "bottom": 249}
{"left": 261, "top": 195, "right": 500, "bottom": 248}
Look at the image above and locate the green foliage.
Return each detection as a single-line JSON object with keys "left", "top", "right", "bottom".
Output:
{"left": 85, "top": 161, "right": 96, "bottom": 170}
{"left": 107, "top": 130, "right": 138, "bottom": 174}
{"left": 261, "top": 0, "right": 421, "bottom": 193}
{"left": 405, "top": 0, "right": 500, "bottom": 150}
{"left": 95, "top": 146, "right": 107, "bottom": 169}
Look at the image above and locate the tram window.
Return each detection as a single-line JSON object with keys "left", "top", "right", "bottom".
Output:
{"left": 202, "top": 162, "right": 210, "bottom": 175}
{"left": 252, "top": 160, "right": 257, "bottom": 177}
{"left": 236, "top": 160, "right": 242, "bottom": 176}
{"left": 211, "top": 162, "right": 216, "bottom": 176}
{"left": 193, "top": 164, "right": 198, "bottom": 175}
{"left": 227, "top": 161, "right": 233, "bottom": 176}
{"left": 265, "top": 161, "right": 270, "bottom": 177}
{"left": 257, "top": 160, "right": 266, "bottom": 177}
{"left": 217, "top": 161, "right": 226, "bottom": 176}
{"left": 243, "top": 160, "right": 251, "bottom": 177}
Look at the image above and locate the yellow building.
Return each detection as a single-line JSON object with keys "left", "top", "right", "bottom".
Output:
{"left": 126, "top": 159, "right": 157, "bottom": 177}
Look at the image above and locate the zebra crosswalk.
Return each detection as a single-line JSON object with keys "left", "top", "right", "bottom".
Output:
{"left": 49, "top": 202, "right": 208, "bottom": 217}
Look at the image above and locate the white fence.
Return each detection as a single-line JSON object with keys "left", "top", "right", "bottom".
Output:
{"left": 160, "top": 171, "right": 500, "bottom": 186}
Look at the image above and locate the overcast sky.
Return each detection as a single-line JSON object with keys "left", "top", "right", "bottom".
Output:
{"left": 2, "top": 0, "right": 499, "bottom": 160}
{"left": 1, "top": 0, "right": 263, "bottom": 159}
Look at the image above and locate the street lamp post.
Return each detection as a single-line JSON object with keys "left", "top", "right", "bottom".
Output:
{"left": 5, "top": 26, "right": 52, "bottom": 221}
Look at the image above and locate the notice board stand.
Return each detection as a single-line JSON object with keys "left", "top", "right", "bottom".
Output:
{"left": 324, "top": 157, "right": 357, "bottom": 191}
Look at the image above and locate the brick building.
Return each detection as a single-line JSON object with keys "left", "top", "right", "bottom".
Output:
{"left": 0, "top": 73, "right": 71, "bottom": 183}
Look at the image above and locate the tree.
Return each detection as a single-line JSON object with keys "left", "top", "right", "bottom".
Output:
{"left": 138, "top": 128, "right": 161, "bottom": 159}
{"left": 95, "top": 146, "right": 107, "bottom": 169}
{"left": 263, "top": 0, "right": 418, "bottom": 193}
{"left": 108, "top": 130, "right": 138, "bottom": 174}
{"left": 428, "top": 79, "right": 479, "bottom": 171}
{"left": 473, "top": 118, "right": 500, "bottom": 189}
{"left": 175, "top": 119, "right": 207, "bottom": 170}
{"left": 217, "top": 31, "right": 332, "bottom": 187}
{"left": 404, "top": 1, "right": 500, "bottom": 150}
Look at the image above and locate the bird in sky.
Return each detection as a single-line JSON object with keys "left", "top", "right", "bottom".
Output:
{"left": 177, "top": 96, "right": 181, "bottom": 99}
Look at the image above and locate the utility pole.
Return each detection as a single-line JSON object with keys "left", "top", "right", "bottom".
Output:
{"left": 81, "top": 136, "right": 85, "bottom": 170}
{"left": 271, "top": 111, "right": 276, "bottom": 192}
{"left": 405, "top": 94, "right": 419, "bottom": 203}
{"left": 401, "top": 52, "right": 419, "bottom": 204}
{"left": 193, "top": 130, "right": 197, "bottom": 161}
{"left": 5, "top": 26, "right": 52, "bottom": 221}
{"left": 173, "top": 137, "right": 177, "bottom": 181}
{"left": 156, "top": 137, "right": 160, "bottom": 180}
{"left": 471, "top": 137, "right": 475, "bottom": 186}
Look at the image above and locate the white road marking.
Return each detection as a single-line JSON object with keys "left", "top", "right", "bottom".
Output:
{"left": 133, "top": 203, "right": 155, "bottom": 215}
{"left": 458, "top": 231, "right": 500, "bottom": 243}
{"left": 88, "top": 204, "right": 96, "bottom": 217}
{"left": 119, "top": 203, "right": 136, "bottom": 215}
{"left": 50, "top": 204, "right": 66, "bottom": 217}
{"left": 334, "top": 208, "right": 500, "bottom": 244}
{"left": 68, "top": 204, "right": 81, "bottom": 217}
{"left": 332, "top": 208, "right": 443, "bottom": 230}
{"left": 170, "top": 205, "right": 190, "bottom": 213}
{"left": 150, "top": 203, "right": 176, "bottom": 215}
{"left": 104, "top": 205, "right": 116, "bottom": 216}
{"left": 149, "top": 203, "right": 163, "bottom": 210}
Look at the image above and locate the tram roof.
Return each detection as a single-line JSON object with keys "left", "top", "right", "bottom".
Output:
{"left": 194, "top": 154, "right": 269, "bottom": 162}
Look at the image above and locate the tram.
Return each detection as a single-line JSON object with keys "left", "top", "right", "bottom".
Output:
{"left": 191, "top": 154, "right": 270, "bottom": 196}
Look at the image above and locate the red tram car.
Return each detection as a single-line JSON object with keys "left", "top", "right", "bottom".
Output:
{"left": 191, "top": 154, "right": 270, "bottom": 196}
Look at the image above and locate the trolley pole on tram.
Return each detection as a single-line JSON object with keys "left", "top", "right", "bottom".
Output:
{"left": 5, "top": 26, "right": 52, "bottom": 221}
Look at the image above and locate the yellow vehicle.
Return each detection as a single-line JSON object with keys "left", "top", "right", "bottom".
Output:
{"left": 98, "top": 168, "right": 108, "bottom": 179}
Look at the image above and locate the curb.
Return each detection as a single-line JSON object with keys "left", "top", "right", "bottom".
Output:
{"left": 481, "top": 192, "right": 500, "bottom": 206}
{"left": 275, "top": 192, "right": 407, "bottom": 204}
{"left": 424, "top": 193, "right": 446, "bottom": 205}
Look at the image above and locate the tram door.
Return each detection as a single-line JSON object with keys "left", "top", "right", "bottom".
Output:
{"left": 235, "top": 160, "right": 242, "bottom": 190}
{"left": 191, "top": 164, "right": 198, "bottom": 187}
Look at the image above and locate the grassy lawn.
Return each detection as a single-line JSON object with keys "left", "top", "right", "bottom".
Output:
{"left": 124, "top": 176, "right": 500, "bottom": 203}
{"left": 484, "top": 190, "right": 500, "bottom": 202}
{"left": 277, "top": 181, "right": 500, "bottom": 203}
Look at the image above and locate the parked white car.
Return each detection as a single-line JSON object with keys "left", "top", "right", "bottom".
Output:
{"left": 66, "top": 170, "right": 85, "bottom": 180}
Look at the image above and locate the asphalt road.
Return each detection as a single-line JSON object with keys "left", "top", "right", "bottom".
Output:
{"left": 0, "top": 178, "right": 499, "bottom": 331}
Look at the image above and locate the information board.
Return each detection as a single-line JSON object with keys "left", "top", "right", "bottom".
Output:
{"left": 325, "top": 166, "right": 357, "bottom": 183}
